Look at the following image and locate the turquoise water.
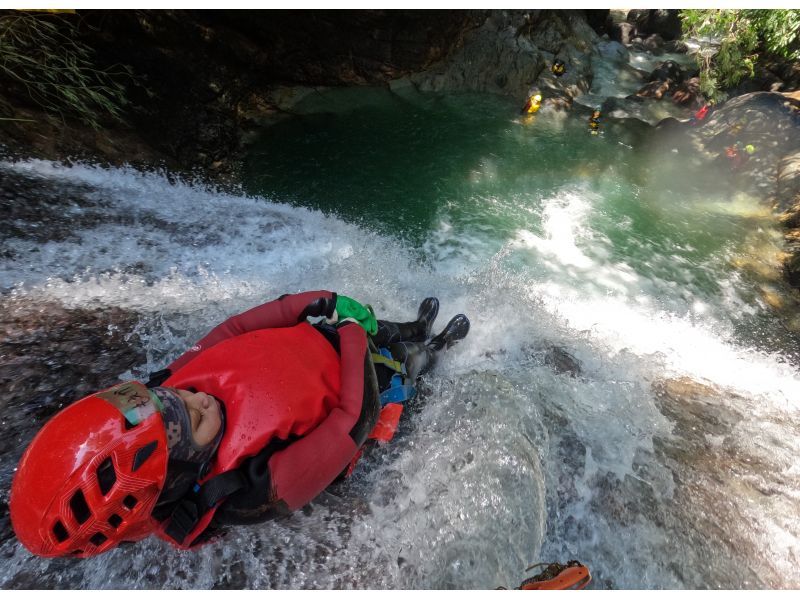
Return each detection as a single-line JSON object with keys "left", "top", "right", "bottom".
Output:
{"left": 244, "top": 88, "right": 796, "bottom": 354}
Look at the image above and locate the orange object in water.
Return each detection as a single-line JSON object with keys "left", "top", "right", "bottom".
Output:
{"left": 343, "top": 403, "right": 404, "bottom": 477}
{"left": 517, "top": 561, "right": 591, "bottom": 590}
{"left": 368, "top": 403, "right": 404, "bottom": 443}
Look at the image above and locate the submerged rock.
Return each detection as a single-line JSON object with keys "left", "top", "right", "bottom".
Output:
{"left": 543, "top": 346, "right": 582, "bottom": 378}
{"left": 595, "top": 40, "right": 629, "bottom": 65}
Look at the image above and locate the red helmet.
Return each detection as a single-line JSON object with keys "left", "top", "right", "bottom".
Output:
{"left": 10, "top": 381, "right": 168, "bottom": 557}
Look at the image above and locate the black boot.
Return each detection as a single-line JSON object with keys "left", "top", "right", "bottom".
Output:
{"left": 373, "top": 297, "right": 439, "bottom": 345}
{"left": 428, "top": 314, "right": 470, "bottom": 352}
{"left": 416, "top": 297, "right": 439, "bottom": 340}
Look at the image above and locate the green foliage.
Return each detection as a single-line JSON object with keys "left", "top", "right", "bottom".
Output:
{"left": 0, "top": 11, "right": 133, "bottom": 128}
{"left": 681, "top": 9, "right": 800, "bottom": 101}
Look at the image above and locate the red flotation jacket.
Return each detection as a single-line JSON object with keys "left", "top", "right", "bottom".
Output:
{"left": 154, "top": 290, "right": 380, "bottom": 548}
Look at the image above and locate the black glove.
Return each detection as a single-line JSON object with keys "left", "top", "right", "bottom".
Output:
{"left": 297, "top": 293, "right": 337, "bottom": 322}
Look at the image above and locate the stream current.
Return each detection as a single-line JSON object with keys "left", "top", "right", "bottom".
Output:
{"left": 2, "top": 49, "right": 800, "bottom": 589}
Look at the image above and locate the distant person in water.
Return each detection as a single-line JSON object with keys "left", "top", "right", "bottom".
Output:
{"left": 725, "top": 142, "right": 755, "bottom": 171}
{"left": 521, "top": 92, "right": 543, "bottom": 115}
{"left": 588, "top": 110, "right": 601, "bottom": 135}
{"left": 10, "top": 290, "right": 470, "bottom": 557}
{"left": 551, "top": 60, "right": 566, "bottom": 77}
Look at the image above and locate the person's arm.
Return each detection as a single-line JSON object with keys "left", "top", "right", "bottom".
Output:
{"left": 266, "top": 321, "right": 368, "bottom": 510}
{"left": 166, "top": 290, "right": 336, "bottom": 373}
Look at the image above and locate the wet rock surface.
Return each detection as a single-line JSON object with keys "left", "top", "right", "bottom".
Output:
{"left": 407, "top": 10, "right": 597, "bottom": 103}
{"left": 0, "top": 298, "right": 144, "bottom": 560}
{"left": 650, "top": 377, "right": 800, "bottom": 588}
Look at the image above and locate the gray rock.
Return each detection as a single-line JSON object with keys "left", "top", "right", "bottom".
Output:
{"left": 643, "top": 33, "right": 665, "bottom": 55}
{"left": 410, "top": 10, "right": 597, "bottom": 99}
{"left": 685, "top": 92, "right": 800, "bottom": 173}
{"left": 646, "top": 9, "right": 683, "bottom": 41}
{"left": 610, "top": 21, "right": 636, "bottom": 46}
{"left": 626, "top": 9, "right": 649, "bottom": 29}
{"left": 543, "top": 346, "right": 582, "bottom": 377}
{"left": 649, "top": 60, "right": 686, "bottom": 84}
{"left": 627, "top": 9, "right": 682, "bottom": 41}
{"left": 777, "top": 148, "right": 800, "bottom": 215}
{"left": 595, "top": 39, "right": 629, "bottom": 65}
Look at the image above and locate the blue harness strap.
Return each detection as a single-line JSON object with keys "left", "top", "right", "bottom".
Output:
{"left": 373, "top": 348, "right": 417, "bottom": 406}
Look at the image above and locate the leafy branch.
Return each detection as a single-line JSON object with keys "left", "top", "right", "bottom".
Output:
{"left": 681, "top": 9, "right": 800, "bottom": 101}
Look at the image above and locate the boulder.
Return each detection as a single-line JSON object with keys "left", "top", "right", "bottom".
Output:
{"left": 636, "top": 79, "right": 671, "bottom": 100}
{"left": 671, "top": 76, "right": 703, "bottom": 108}
{"left": 610, "top": 21, "right": 636, "bottom": 46}
{"left": 682, "top": 92, "right": 800, "bottom": 198}
{"left": 649, "top": 60, "right": 685, "bottom": 84}
{"left": 776, "top": 149, "right": 800, "bottom": 217}
{"left": 595, "top": 39, "right": 630, "bottom": 65}
{"left": 664, "top": 39, "right": 689, "bottom": 54}
{"left": 411, "top": 10, "right": 597, "bottom": 98}
{"left": 627, "top": 9, "right": 682, "bottom": 41}
{"left": 646, "top": 9, "right": 683, "bottom": 41}
{"left": 543, "top": 346, "right": 582, "bottom": 377}
{"left": 643, "top": 33, "right": 665, "bottom": 55}
{"left": 411, "top": 11, "right": 547, "bottom": 96}
{"left": 629, "top": 38, "right": 646, "bottom": 52}
{"left": 626, "top": 9, "right": 649, "bottom": 29}
{"left": 583, "top": 9, "right": 610, "bottom": 35}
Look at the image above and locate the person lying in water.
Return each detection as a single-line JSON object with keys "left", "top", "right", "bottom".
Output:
{"left": 10, "top": 290, "right": 470, "bottom": 557}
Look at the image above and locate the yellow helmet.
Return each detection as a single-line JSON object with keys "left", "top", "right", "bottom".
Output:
{"left": 533, "top": 94, "right": 542, "bottom": 102}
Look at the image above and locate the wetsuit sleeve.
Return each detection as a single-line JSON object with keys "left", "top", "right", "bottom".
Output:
{"left": 266, "top": 321, "right": 367, "bottom": 511}
{"left": 167, "top": 290, "right": 336, "bottom": 372}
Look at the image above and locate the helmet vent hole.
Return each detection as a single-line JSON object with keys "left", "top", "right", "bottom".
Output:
{"left": 89, "top": 532, "right": 107, "bottom": 546}
{"left": 96, "top": 457, "right": 117, "bottom": 495}
{"left": 69, "top": 490, "right": 91, "bottom": 524}
{"left": 122, "top": 495, "right": 138, "bottom": 510}
{"left": 52, "top": 520, "right": 69, "bottom": 543}
{"left": 132, "top": 440, "right": 158, "bottom": 472}
{"left": 124, "top": 418, "right": 137, "bottom": 430}
{"left": 108, "top": 514, "right": 123, "bottom": 528}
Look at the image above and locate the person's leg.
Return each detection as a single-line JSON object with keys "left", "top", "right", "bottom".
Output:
{"left": 384, "top": 313, "right": 472, "bottom": 383}
{"left": 387, "top": 341, "right": 437, "bottom": 381}
{"left": 372, "top": 298, "right": 439, "bottom": 346}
